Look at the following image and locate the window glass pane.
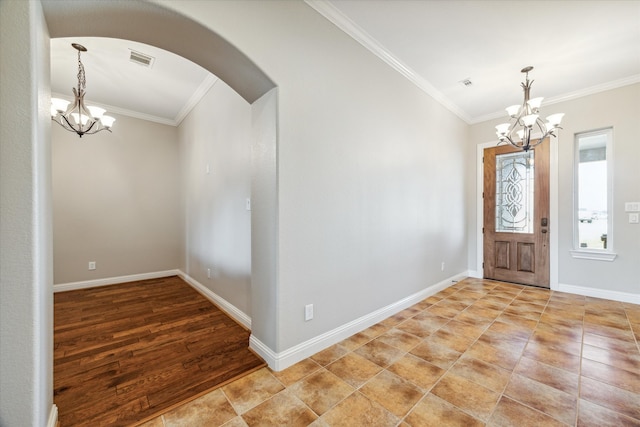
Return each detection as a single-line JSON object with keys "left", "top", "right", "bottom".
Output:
{"left": 576, "top": 130, "right": 609, "bottom": 250}
{"left": 495, "top": 150, "right": 534, "bottom": 233}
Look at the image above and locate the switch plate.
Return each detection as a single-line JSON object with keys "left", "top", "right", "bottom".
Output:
{"left": 630, "top": 213, "right": 639, "bottom": 224}
{"left": 304, "top": 304, "right": 314, "bottom": 321}
{"left": 88, "top": 261, "right": 96, "bottom": 270}
{"left": 207, "top": 268, "right": 211, "bottom": 278}
{"left": 625, "top": 202, "right": 640, "bottom": 212}
{"left": 246, "top": 198, "right": 251, "bottom": 211}
{"left": 205, "top": 164, "right": 210, "bottom": 174}
{"left": 441, "top": 262, "right": 445, "bottom": 271}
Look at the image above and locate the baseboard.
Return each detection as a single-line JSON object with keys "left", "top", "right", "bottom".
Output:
{"left": 52, "top": 268, "right": 251, "bottom": 328}
{"left": 251, "top": 272, "right": 467, "bottom": 371}
{"left": 467, "top": 269, "right": 482, "bottom": 279}
{"left": 558, "top": 283, "right": 640, "bottom": 305}
{"left": 53, "top": 270, "right": 181, "bottom": 293}
{"left": 177, "top": 270, "right": 252, "bottom": 330}
{"left": 47, "top": 404, "right": 58, "bottom": 427}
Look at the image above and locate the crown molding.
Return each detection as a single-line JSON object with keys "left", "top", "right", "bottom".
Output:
{"left": 51, "top": 92, "right": 177, "bottom": 126}
{"left": 50, "top": 73, "right": 218, "bottom": 127}
{"left": 306, "top": 1, "right": 640, "bottom": 128}
{"left": 174, "top": 74, "right": 219, "bottom": 126}
{"left": 470, "top": 74, "right": 640, "bottom": 125}
{"left": 305, "top": 0, "right": 472, "bottom": 124}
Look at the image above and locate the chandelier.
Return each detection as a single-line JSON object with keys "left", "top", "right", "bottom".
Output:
{"left": 495, "top": 66, "right": 564, "bottom": 152}
{"left": 51, "top": 43, "right": 115, "bottom": 137}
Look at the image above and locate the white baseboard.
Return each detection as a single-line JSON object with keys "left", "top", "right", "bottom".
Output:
{"left": 53, "top": 270, "right": 181, "bottom": 293}
{"left": 467, "top": 269, "right": 482, "bottom": 279}
{"left": 178, "top": 270, "right": 252, "bottom": 330}
{"left": 558, "top": 283, "right": 640, "bottom": 305}
{"left": 251, "top": 272, "right": 466, "bottom": 371}
{"left": 47, "top": 404, "right": 58, "bottom": 427}
{"left": 52, "top": 268, "right": 251, "bottom": 330}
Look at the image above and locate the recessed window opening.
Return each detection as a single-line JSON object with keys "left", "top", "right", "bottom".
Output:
{"left": 574, "top": 128, "right": 613, "bottom": 253}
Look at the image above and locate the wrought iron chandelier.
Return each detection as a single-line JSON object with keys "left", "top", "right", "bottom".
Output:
{"left": 51, "top": 43, "right": 115, "bottom": 137}
{"left": 495, "top": 66, "right": 564, "bottom": 152}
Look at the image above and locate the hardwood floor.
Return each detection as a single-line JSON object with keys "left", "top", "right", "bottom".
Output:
{"left": 54, "top": 276, "right": 266, "bottom": 427}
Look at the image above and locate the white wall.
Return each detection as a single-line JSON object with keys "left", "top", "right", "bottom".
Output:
{"left": 250, "top": 88, "right": 279, "bottom": 351}
{"left": 179, "top": 80, "right": 253, "bottom": 315}
{"left": 0, "top": 1, "right": 53, "bottom": 426}
{"left": 52, "top": 114, "right": 181, "bottom": 284}
{"left": 161, "top": 1, "right": 470, "bottom": 354}
{"left": 469, "top": 84, "right": 640, "bottom": 299}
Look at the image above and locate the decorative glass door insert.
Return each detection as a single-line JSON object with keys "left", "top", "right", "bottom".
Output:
{"left": 495, "top": 151, "right": 534, "bottom": 233}
{"left": 484, "top": 142, "right": 549, "bottom": 287}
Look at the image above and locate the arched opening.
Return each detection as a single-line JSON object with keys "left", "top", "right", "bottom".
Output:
{"left": 43, "top": 0, "right": 274, "bottom": 103}
{"left": 42, "top": 0, "right": 279, "bottom": 364}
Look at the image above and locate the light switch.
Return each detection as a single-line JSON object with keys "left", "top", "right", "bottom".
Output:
{"left": 630, "top": 213, "right": 639, "bottom": 224}
{"left": 625, "top": 202, "right": 640, "bottom": 212}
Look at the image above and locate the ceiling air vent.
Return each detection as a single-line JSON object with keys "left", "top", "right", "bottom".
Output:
{"left": 459, "top": 78, "right": 473, "bottom": 87}
{"left": 129, "top": 50, "right": 155, "bottom": 68}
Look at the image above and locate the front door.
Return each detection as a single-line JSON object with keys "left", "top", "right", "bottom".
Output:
{"left": 483, "top": 141, "right": 550, "bottom": 287}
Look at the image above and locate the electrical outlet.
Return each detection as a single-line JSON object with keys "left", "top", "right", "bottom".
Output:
{"left": 304, "top": 304, "right": 314, "bottom": 321}
{"left": 88, "top": 261, "right": 96, "bottom": 270}
{"left": 441, "top": 262, "right": 445, "bottom": 271}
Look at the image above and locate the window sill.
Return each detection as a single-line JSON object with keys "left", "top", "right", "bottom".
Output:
{"left": 570, "top": 249, "right": 617, "bottom": 262}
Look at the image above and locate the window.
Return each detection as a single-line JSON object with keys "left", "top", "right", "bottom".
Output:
{"left": 572, "top": 128, "right": 616, "bottom": 261}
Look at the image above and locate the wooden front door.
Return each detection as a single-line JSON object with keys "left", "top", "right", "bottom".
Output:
{"left": 483, "top": 141, "right": 550, "bottom": 287}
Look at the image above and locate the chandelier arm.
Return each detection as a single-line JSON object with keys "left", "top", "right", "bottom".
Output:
{"left": 82, "top": 120, "right": 98, "bottom": 135}
{"left": 85, "top": 127, "right": 112, "bottom": 136}
{"left": 59, "top": 114, "right": 78, "bottom": 132}
{"left": 532, "top": 117, "right": 548, "bottom": 146}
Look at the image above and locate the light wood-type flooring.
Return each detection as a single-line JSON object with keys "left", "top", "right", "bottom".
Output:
{"left": 54, "top": 276, "right": 265, "bottom": 426}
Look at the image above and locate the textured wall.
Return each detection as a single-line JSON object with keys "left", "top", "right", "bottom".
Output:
{"left": 179, "top": 80, "right": 253, "bottom": 315}
{"left": 52, "top": 114, "right": 181, "bottom": 284}
{"left": 0, "top": 1, "right": 53, "bottom": 426}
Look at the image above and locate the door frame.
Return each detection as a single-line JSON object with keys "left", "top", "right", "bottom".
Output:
{"left": 475, "top": 136, "right": 559, "bottom": 290}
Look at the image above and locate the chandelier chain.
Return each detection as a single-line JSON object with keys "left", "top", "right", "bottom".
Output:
{"left": 77, "top": 49, "right": 86, "bottom": 92}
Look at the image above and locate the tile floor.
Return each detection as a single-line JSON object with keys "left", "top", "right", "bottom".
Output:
{"left": 139, "top": 278, "right": 640, "bottom": 427}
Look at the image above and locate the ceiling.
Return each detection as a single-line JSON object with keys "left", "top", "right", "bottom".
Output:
{"left": 50, "top": 1, "right": 640, "bottom": 126}
{"left": 51, "top": 37, "right": 217, "bottom": 126}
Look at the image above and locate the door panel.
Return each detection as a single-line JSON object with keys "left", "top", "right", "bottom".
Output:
{"left": 484, "top": 141, "right": 550, "bottom": 287}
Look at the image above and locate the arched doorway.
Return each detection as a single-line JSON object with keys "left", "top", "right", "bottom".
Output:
{"left": 42, "top": 0, "right": 280, "bottom": 385}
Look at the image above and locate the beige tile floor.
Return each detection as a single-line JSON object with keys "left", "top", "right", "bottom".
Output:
{"left": 139, "top": 278, "right": 640, "bottom": 427}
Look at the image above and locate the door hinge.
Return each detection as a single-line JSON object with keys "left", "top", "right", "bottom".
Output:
{"left": 482, "top": 227, "right": 484, "bottom": 234}
{"left": 482, "top": 262, "right": 485, "bottom": 268}
{"left": 482, "top": 156, "right": 484, "bottom": 163}
{"left": 482, "top": 192, "right": 484, "bottom": 199}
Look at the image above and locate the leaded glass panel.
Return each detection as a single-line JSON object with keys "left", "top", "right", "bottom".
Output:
{"left": 495, "top": 151, "right": 534, "bottom": 233}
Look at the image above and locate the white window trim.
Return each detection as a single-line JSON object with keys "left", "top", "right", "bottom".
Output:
{"left": 569, "top": 249, "right": 617, "bottom": 261}
{"left": 571, "top": 128, "right": 616, "bottom": 261}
